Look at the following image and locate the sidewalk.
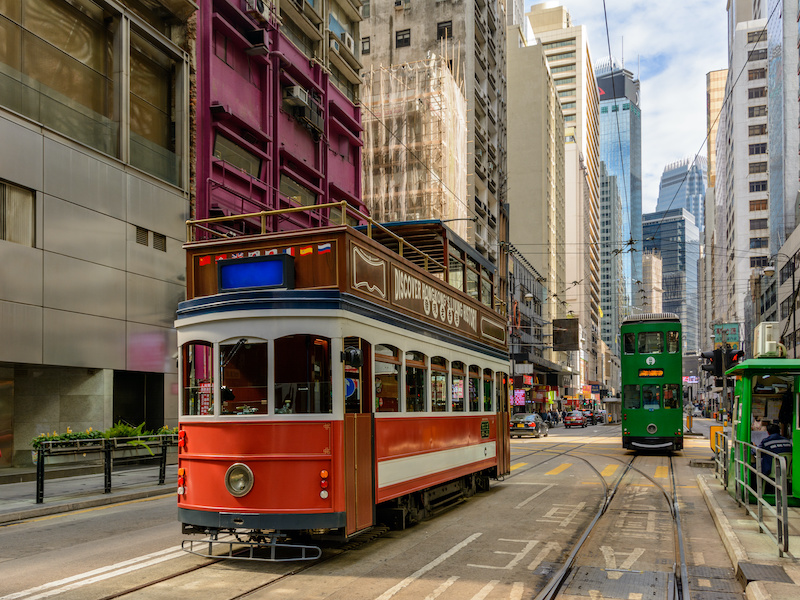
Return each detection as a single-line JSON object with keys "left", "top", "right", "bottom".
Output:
{"left": 688, "top": 416, "right": 800, "bottom": 600}
{"left": 0, "top": 462, "right": 177, "bottom": 524}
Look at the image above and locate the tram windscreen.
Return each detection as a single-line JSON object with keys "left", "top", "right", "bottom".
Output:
{"left": 274, "top": 335, "right": 332, "bottom": 413}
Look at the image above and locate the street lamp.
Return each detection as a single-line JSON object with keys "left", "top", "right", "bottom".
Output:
{"left": 764, "top": 252, "right": 797, "bottom": 358}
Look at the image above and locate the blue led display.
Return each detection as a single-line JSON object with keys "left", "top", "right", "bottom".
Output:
{"left": 218, "top": 256, "right": 293, "bottom": 291}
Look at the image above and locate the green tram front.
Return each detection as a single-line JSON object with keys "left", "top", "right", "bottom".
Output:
{"left": 620, "top": 313, "right": 684, "bottom": 451}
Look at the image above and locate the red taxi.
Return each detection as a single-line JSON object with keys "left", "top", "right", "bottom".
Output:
{"left": 564, "top": 410, "right": 587, "bottom": 428}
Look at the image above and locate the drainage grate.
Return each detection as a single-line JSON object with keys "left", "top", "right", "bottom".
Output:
{"left": 736, "top": 562, "right": 794, "bottom": 586}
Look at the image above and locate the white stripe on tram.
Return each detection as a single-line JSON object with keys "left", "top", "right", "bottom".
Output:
{"left": 378, "top": 442, "right": 497, "bottom": 488}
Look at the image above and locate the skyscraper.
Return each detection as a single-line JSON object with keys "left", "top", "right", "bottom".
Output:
{"left": 655, "top": 157, "right": 708, "bottom": 232}
{"left": 643, "top": 209, "right": 701, "bottom": 354}
{"left": 598, "top": 161, "right": 624, "bottom": 355}
{"left": 595, "top": 57, "right": 642, "bottom": 312}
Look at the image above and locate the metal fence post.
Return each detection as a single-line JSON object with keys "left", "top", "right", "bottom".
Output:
{"left": 35, "top": 447, "right": 45, "bottom": 504}
{"left": 103, "top": 441, "right": 112, "bottom": 494}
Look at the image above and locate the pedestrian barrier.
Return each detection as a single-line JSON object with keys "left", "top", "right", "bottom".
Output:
{"left": 34, "top": 435, "right": 177, "bottom": 504}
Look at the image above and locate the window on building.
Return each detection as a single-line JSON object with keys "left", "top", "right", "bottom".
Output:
{"left": 362, "top": 0, "right": 370, "bottom": 18}
{"left": 751, "top": 256, "right": 769, "bottom": 268}
{"left": 437, "top": 21, "right": 452, "bottom": 40}
{"left": 748, "top": 87, "right": 767, "bottom": 99}
{"left": 600, "top": 106, "right": 608, "bottom": 113}
{"left": 748, "top": 68, "right": 766, "bottom": 80}
{"left": 750, "top": 199, "right": 768, "bottom": 211}
{"left": 550, "top": 64, "right": 575, "bottom": 74}
{"left": 750, "top": 218, "right": 768, "bottom": 230}
{"left": 554, "top": 77, "right": 576, "bottom": 85}
{"left": 749, "top": 162, "right": 768, "bottom": 173}
{"left": 542, "top": 39, "right": 575, "bottom": 49}
{"left": 749, "top": 105, "right": 767, "bottom": 117}
{"left": 749, "top": 142, "right": 767, "bottom": 155}
{"left": 0, "top": 181, "right": 35, "bottom": 247}
{"left": 750, "top": 237, "right": 769, "bottom": 248}
{"left": 561, "top": 102, "right": 576, "bottom": 110}
{"left": 564, "top": 115, "right": 576, "bottom": 122}
{"left": 280, "top": 174, "right": 317, "bottom": 206}
{"left": 749, "top": 180, "right": 768, "bottom": 192}
{"left": 747, "top": 31, "right": 765, "bottom": 43}
{"left": 213, "top": 134, "right": 262, "bottom": 178}
{"left": 749, "top": 48, "right": 767, "bottom": 60}
{"left": 361, "top": 37, "right": 370, "bottom": 54}
{"left": 749, "top": 124, "right": 767, "bottom": 136}
{"left": 548, "top": 51, "right": 576, "bottom": 61}
{"left": 396, "top": 29, "right": 411, "bottom": 48}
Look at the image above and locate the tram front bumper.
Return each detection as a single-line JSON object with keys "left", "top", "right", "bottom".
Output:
{"left": 178, "top": 507, "right": 347, "bottom": 531}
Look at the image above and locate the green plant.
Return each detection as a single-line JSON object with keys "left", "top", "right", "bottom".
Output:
{"left": 104, "top": 421, "right": 146, "bottom": 439}
{"left": 31, "top": 422, "right": 178, "bottom": 450}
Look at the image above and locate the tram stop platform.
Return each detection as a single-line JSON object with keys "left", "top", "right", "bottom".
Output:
{"left": 0, "top": 462, "right": 177, "bottom": 525}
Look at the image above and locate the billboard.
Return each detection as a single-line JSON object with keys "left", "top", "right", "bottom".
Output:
{"left": 713, "top": 323, "right": 740, "bottom": 350}
{"left": 553, "top": 318, "right": 580, "bottom": 351}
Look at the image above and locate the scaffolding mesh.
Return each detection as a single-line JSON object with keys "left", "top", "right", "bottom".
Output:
{"left": 361, "top": 54, "right": 469, "bottom": 240}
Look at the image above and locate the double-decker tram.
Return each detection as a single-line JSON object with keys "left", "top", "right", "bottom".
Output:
{"left": 620, "top": 313, "right": 684, "bottom": 451}
{"left": 176, "top": 206, "right": 511, "bottom": 559}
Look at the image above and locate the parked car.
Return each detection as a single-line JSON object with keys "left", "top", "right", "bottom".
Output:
{"left": 510, "top": 413, "right": 549, "bottom": 438}
{"left": 564, "top": 410, "right": 587, "bottom": 428}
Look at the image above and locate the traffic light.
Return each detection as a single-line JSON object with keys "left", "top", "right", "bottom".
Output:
{"left": 726, "top": 348, "right": 744, "bottom": 368}
{"left": 701, "top": 348, "right": 723, "bottom": 377}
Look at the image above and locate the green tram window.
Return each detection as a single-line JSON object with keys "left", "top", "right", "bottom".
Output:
{"left": 664, "top": 384, "right": 680, "bottom": 408}
{"left": 667, "top": 331, "right": 680, "bottom": 353}
{"left": 638, "top": 331, "right": 663, "bottom": 354}
{"left": 623, "top": 384, "right": 640, "bottom": 409}
{"left": 642, "top": 384, "right": 660, "bottom": 410}
{"left": 623, "top": 333, "right": 635, "bottom": 354}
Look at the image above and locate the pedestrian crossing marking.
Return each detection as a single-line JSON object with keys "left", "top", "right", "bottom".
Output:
{"left": 546, "top": 463, "right": 572, "bottom": 475}
{"left": 654, "top": 466, "right": 669, "bottom": 478}
{"left": 601, "top": 465, "right": 618, "bottom": 477}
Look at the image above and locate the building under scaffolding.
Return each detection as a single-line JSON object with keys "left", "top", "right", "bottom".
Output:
{"left": 361, "top": 56, "right": 469, "bottom": 240}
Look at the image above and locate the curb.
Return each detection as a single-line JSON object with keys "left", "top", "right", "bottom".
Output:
{"left": 696, "top": 473, "right": 749, "bottom": 569}
{"left": 0, "top": 488, "right": 175, "bottom": 525}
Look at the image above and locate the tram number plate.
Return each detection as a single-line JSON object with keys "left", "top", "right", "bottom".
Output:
{"left": 481, "top": 420, "right": 490, "bottom": 438}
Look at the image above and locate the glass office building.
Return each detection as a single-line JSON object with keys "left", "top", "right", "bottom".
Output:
{"left": 655, "top": 156, "right": 707, "bottom": 233}
{"left": 643, "top": 209, "right": 701, "bottom": 354}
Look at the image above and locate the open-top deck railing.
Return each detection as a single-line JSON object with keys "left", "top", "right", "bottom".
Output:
{"left": 185, "top": 202, "right": 447, "bottom": 274}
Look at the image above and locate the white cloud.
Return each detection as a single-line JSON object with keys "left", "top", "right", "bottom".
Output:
{"left": 524, "top": 0, "right": 728, "bottom": 213}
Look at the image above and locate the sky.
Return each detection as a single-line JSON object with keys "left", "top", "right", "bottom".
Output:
{"left": 523, "top": 0, "right": 729, "bottom": 214}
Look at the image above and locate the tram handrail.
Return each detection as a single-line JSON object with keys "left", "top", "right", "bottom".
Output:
{"left": 730, "top": 439, "right": 790, "bottom": 556}
{"left": 185, "top": 202, "right": 447, "bottom": 274}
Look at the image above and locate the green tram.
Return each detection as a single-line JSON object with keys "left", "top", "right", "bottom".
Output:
{"left": 728, "top": 358, "right": 799, "bottom": 505}
{"left": 620, "top": 313, "right": 684, "bottom": 451}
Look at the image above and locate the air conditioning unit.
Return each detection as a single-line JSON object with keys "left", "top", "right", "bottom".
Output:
{"left": 245, "top": 0, "right": 269, "bottom": 23}
{"left": 753, "top": 322, "right": 786, "bottom": 358}
{"left": 283, "top": 85, "right": 309, "bottom": 106}
{"left": 330, "top": 38, "right": 340, "bottom": 53}
{"left": 343, "top": 32, "right": 355, "bottom": 53}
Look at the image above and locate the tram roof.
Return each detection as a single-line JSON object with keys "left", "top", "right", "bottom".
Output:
{"left": 621, "top": 312, "right": 680, "bottom": 324}
{"left": 725, "top": 357, "right": 800, "bottom": 376}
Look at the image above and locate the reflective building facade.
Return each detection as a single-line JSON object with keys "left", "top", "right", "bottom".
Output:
{"left": 643, "top": 209, "right": 701, "bottom": 354}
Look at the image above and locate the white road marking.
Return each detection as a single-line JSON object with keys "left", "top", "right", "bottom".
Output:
{"left": 527, "top": 541, "right": 562, "bottom": 571}
{"left": 471, "top": 580, "right": 500, "bottom": 600}
{"left": 0, "top": 547, "right": 185, "bottom": 600}
{"left": 423, "top": 576, "right": 459, "bottom": 600}
{"left": 537, "top": 501, "right": 586, "bottom": 528}
{"left": 468, "top": 539, "right": 539, "bottom": 570}
{"left": 510, "top": 582, "right": 525, "bottom": 600}
{"left": 600, "top": 546, "right": 645, "bottom": 580}
{"left": 374, "top": 533, "right": 482, "bottom": 600}
{"left": 514, "top": 484, "right": 556, "bottom": 509}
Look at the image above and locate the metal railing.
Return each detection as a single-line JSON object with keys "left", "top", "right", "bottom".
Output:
{"left": 714, "top": 432, "right": 791, "bottom": 556}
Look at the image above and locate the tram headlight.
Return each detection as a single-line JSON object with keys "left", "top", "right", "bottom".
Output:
{"left": 225, "top": 463, "right": 254, "bottom": 497}
{"left": 646, "top": 424, "right": 658, "bottom": 434}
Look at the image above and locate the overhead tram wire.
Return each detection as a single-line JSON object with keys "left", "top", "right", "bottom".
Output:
{"left": 647, "top": 0, "right": 780, "bottom": 241}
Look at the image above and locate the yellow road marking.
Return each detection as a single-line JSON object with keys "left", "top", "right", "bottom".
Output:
{"left": 655, "top": 466, "right": 669, "bottom": 478}
{"left": 546, "top": 463, "right": 572, "bottom": 475}
{"left": 7, "top": 493, "right": 175, "bottom": 526}
{"left": 601, "top": 465, "right": 618, "bottom": 477}
{"left": 510, "top": 462, "right": 528, "bottom": 471}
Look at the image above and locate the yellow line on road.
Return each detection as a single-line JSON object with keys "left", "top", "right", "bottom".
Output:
{"left": 546, "top": 463, "right": 572, "bottom": 475}
{"left": 8, "top": 493, "right": 175, "bottom": 526}
{"left": 601, "top": 465, "right": 618, "bottom": 477}
{"left": 510, "top": 462, "right": 528, "bottom": 471}
{"left": 655, "top": 466, "right": 669, "bottom": 478}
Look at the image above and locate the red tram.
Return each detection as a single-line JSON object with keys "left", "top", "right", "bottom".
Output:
{"left": 176, "top": 207, "right": 511, "bottom": 559}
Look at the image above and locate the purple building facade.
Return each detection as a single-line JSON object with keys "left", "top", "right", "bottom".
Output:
{"left": 196, "top": 0, "right": 365, "bottom": 231}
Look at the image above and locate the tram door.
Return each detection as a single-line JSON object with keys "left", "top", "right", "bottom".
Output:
{"left": 343, "top": 338, "right": 374, "bottom": 534}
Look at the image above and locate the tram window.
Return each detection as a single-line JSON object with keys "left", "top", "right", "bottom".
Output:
{"left": 484, "top": 368, "right": 494, "bottom": 411}
{"left": 274, "top": 335, "right": 332, "bottom": 414}
{"left": 406, "top": 351, "right": 427, "bottom": 412}
{"left": 481, "top": 270, "right": 493, "bottom": 308}
{"left": 466, "top": 258, "right": 480, "bottom": 301}
{"left": 638, "top": 331, "right": 663, "bottom": 354}
{"left": 623, "top": 333, "right": 635, "bottom": 355}
{"left": 431, "top": 357, "right": 449, "bottom": 412}
{"left": 452, "top": 361, "right": 466, "bottom": 411}
{"left": 182, "top": 341, "right": 214, "bottom": 416}
{"left": 623, "top": 384, "right": 640, "bottom": 409}
{"left": 496, "top": 372, "right": 509, "bottom": 412}
{"left": 642, "top": 384, "right": 660, "bottom": 410}
{"left": 344, "top": 337, "right": 371, "bottom": 413}
{"left": 663, "top": 384, "right": 679, "bottom": 409}
{"left": 666, "top": 331, "right": 680, "bottom": 353}
{"left": 449, "top": 247, "right": 464, "bottom": 292}
{"left": 375, "top": 344, "right": 400, "bottom": 412}
{"left": 469, "top": 365, "right": 481, "bottom": 411}
{"left": 220, "top": 339, "right": 268, "bottom": 415}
